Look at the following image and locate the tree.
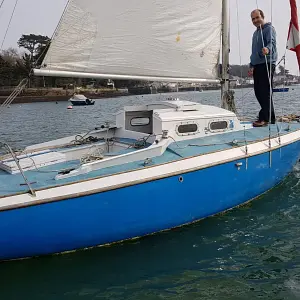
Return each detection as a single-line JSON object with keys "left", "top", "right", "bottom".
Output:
{"left": 228, "top": 65, "right": 249, "bottom": 78}
{"left": 277, "top": 65, "right": 289, "bottom": 76}
{"left": 17, "top": 34, "right": 50, "bottom": 64}
{"left": 35, "top": 42, "right": 50, "bottom": 67}
{"left": 0, "top": 47, "right": 21, "bottom": 65}
{"left": 17, "top": 34, "right": 51, "bottom": 87}
{"left": 0, "top": 48, "right": 24, "bottom": 86}
{"left": 18, "top": 53, "right": 32, "bottom": 77}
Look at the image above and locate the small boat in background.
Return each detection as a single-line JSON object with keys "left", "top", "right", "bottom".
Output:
{"left": 69, "top": 94, "right": 95, "bottom": 106}
{"left": 273, "top": 86, "right": 289, "bottom": 93}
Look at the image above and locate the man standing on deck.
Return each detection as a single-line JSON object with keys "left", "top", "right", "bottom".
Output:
{"left": 248, "top": 9, "right": 278, "bottom": 127}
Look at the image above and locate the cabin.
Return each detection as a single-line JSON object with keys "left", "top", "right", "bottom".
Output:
{"left": 115, "top": 99, "right": 243, "bottom": 142}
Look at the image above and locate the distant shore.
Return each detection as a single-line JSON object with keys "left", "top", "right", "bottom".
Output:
{"left": 0, "top": 88, "right": 130, "bottom": 104}
{"left": 2, "top": 83, "right": 293, "bottom": 105}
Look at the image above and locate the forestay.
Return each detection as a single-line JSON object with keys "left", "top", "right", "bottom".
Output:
{"left": 35, "top": 0, "right": 222, "bottom": 82}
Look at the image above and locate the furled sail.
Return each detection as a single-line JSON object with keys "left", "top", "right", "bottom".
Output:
{"left": 34, "top": 0, "right": 222, "bottom": 82}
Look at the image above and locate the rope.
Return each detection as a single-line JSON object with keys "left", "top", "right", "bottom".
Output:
{"left": 80, "top": 145, "right": 104, "bottom": 164}
{"left": 71, "top": 134, "right": 103, "bottom": 145}
{"left": 0, "top": 0, "right": 18, "bottom": 51}
{"left": 0, "top": 0, "right": 5, "bottom": 10}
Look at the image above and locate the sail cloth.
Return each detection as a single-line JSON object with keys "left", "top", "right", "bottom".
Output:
{"left": 35, "top": 0, "right": 222, "bottom": 82}
{"left": 287, "top": 0, "right": 300, "bottom": 70}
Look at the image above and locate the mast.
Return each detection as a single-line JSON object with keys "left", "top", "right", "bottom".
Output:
{"left": 221, "top": 0, "right": 236, "bottom": 112}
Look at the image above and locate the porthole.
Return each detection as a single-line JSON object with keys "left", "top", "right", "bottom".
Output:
{"left": 130, "top": 117, "right": 150, "bottom": 126}
{"left": 177, "top": 124, "right": 198, "bottom": 133}
{"left": 210, "top": 121, "right": 228, "bottom": 131}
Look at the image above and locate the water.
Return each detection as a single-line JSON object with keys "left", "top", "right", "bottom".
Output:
{"left": 1, "top": 88, "right": 300, "bottom": 299}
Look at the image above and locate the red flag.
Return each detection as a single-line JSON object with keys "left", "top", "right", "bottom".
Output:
{"left": 287, "top": 0, "right": 300, "bottom": 69}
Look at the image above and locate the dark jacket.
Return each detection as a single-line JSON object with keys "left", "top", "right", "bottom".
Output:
{"left": 250, "top": 22, "right": 277, "bottom": 67}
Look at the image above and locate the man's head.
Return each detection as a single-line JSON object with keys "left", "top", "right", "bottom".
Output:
{"left": 251, "top": 9, "right": 265, "bottom": 28}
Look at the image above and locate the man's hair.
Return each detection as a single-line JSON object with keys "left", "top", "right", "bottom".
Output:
{"left": 251, "top": 9, "right": 265, "bottom": 19}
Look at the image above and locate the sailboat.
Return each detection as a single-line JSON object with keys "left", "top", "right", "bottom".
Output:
{"left": 1, "top": 0, "right": 300, "bottom": 262}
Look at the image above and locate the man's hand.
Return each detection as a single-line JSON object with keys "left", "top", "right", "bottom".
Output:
{"left": 248, "top": 68, "right": 254, "bottom": 77}
{"left": 262, "top": 47, "right": 269, "bottom": 55}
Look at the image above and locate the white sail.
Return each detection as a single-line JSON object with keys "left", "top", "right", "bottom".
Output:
{"left": 35, "top": 0, "right": 222, "bottom": 82}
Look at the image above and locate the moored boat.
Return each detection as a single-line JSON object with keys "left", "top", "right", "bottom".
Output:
{"left": 273, "top": 87, "right": 289, "bottom": 93}
{"left": 69, "top": 94, "right": 95, "bottom": 106}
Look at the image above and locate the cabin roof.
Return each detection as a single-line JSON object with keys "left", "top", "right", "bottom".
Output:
{"left": 153, "top": 104, "right": 236, "bottom": 121}
{"left": 147, "top": 100, "right": 201, "bottom": 111}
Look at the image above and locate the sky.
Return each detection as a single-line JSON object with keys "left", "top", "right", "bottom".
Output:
{"left": 0, "top": 0, "right": 299, "bottom": 75}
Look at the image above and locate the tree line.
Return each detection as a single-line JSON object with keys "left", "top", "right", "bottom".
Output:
{"left": 229, "top": 64, "right": 290, "bottom": 78}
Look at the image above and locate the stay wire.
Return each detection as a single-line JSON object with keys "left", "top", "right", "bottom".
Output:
{"left": 256, "top": 0, "right": 278, "bottom": 149}
{"left": 0, "top": 0, "right": 5, "bottom": 10}
{"left": 0, "top": 0, "right": 18, "bottom": 51}
{"left": 235, "top": 0, "right": 248, "bottom": 154}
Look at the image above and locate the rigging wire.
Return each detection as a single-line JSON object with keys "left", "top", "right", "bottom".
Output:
{"left": 0, "top": 0, "right": 18, "bottom": 51}
{"left": 269, "top": 0, "right": 274, "bottom": 148}
{"left": 235, "top": 0, "right": 248, "bottom": 154}
{"left": 263, "top": 0, "right": 273, "bottom": 150}
{"left": 255, "top": 0, "right": 280, "bottom": 150}
{"left": 0, "top": 0, "right": 5, "bottom": 10}
{"left": 268, "top": 0, "right": 282, "bottom": 147}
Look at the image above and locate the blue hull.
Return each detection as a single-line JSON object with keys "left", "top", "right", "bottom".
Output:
{"left": 272, "top": 88, "right": 289, "bottom": 92}
{"left": 70, "top": 101, "right": 95, "bottom": 106}
{"left": 1, "top": 141, "right": 300, "bottom": 261}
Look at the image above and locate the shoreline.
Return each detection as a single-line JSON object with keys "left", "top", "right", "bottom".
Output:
{"left": 0, "top": 91, "right": 130, "bottom": 104}
{"left": 1, "top": 83, "right": 284, "bottom": 105}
